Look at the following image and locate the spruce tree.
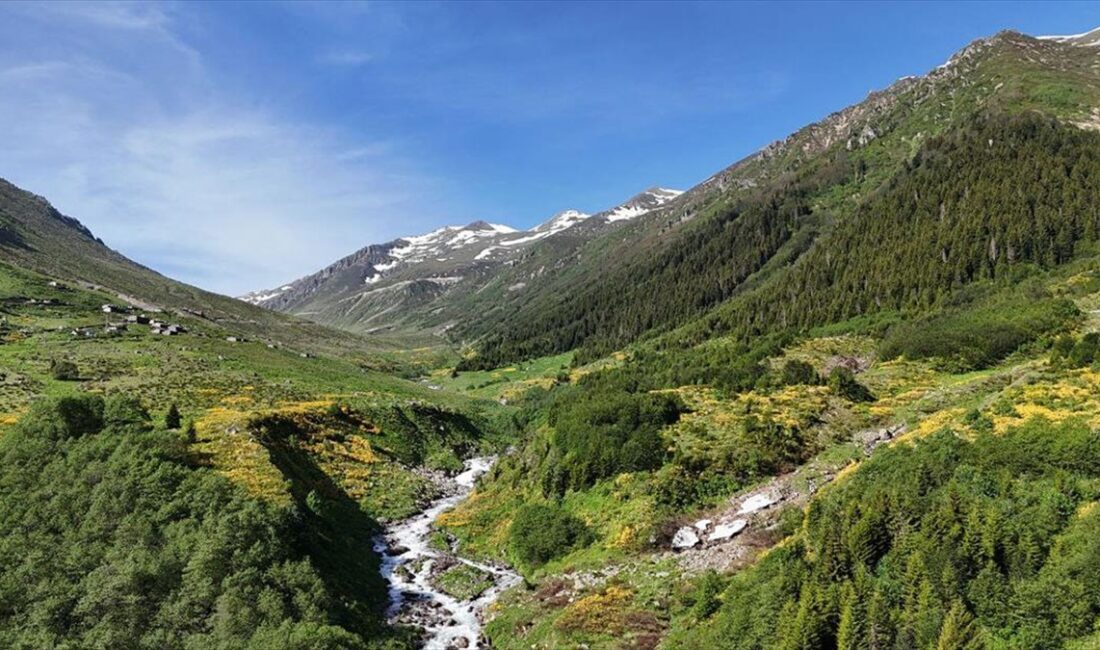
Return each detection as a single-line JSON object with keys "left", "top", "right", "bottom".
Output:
{"left": 936, "top": 601, "right": 983, "bottom": 650}
{"left": 165, "top": 403, "right": 181, "bottom": 430}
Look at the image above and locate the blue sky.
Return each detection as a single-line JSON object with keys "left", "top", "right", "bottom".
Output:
{"left": 0, "top": 1, "right": 1096, "bottom": 295}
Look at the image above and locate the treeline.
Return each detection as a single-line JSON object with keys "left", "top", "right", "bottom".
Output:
{"left": 666, "top": 418, "right": 1100, "bottom": 649}
{"left": 0, "top": 395, "right": 399, "bottom": 649}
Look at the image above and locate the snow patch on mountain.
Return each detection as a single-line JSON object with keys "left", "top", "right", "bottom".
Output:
{"left": 239, "top": 285, "right": 294, "bottom": 305}
{"left": 1038, "top": 27, "right": 1100, "bottom": 47}
{"left": 602, "top": 187, "right": 683, "bottom": 222}
{"left": 240, "top": 188, "right": 681, "bottom": 306}
{"left": 500, "top": 210, "right": 590, "bottom": 246}
{"left": 390, "top": 221, "right": 514, "bottom": 264}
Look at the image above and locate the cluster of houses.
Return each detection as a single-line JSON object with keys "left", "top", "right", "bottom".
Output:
{"left": 86, "top": 304, "right": 187, "bottom": 337}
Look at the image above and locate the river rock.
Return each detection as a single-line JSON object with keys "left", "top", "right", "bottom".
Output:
{"left": 693, "top": 518, "right": 713, "bottom": 531}
{"left": 387, "top": 545, "right": 410, "bottom": 556}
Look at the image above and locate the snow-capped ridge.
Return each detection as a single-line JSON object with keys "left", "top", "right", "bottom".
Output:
{"left": 241, "top": 186, "right": 681, "bottom": 306}
{"left": 1038, "top": 27, "right": 1100, "bottom": 47}
{"left": 533, "top": 209, "right": 590, "bottom": 233}
{"left": 601, "top": 187, "right": 684, "bottom": 223}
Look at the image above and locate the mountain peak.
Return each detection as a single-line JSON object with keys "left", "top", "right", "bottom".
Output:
{"left": 601, "top": 187, "right": 684, "bottom": 223}
{"left": 532, "top": 209, "right": 590, "bottom": 234}
{"left": 464, "top": 220, "right": 517, "bottom": 234}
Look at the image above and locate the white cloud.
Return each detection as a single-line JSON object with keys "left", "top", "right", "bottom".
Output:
{"left": 317, "top": 48, "right": 375, "bottom": 67}
{"left": 0, "top": 3, "right": 440, "bottom": 296}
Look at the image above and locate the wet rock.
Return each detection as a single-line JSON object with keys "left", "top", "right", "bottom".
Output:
{"left": 451, "top": 637, "right": 470, "bottom": 649}
{"left": 387, "top": 545, "right": 410, "bottom": 556}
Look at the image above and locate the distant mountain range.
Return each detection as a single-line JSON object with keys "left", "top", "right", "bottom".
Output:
{"left": 238, "top": 27, "right": 1100, "bottom": 368}
{"left": 6, "top": 26, "right": 1100, "bottom": 370}
{"left": 238, "top": 187, "right": 682, "bottom": 334}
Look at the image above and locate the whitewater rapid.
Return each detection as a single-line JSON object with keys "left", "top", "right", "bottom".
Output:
{"left": 374, "top": 457, "right": 521, "bottom": 649}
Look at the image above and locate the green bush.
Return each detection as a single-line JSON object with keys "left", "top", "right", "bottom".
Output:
{"left": 828, "top": 367, "right": 874, "bottom": 403}
{"left": 1050, "top": 332, "right": 1100, "bottom": 369}
{"left": 779, "top": 359, "right": 820, "bottom": 386}
{"left": 692, "top": 571, "right": 725, "bottom": 620}
{"left": 16, "top": 395, "right": 104, "bottom": 440}
{"left": 103, "top": 395, "right": 151, "bottom": 430}
{"left": 48, "top": 358, "right": 79, "bottom": 381}
{"left": 1069, "top": 332, "right": 1100, "bottom": 368}
{"left": 508, "top": 503, "right": 592, "bottom": 568}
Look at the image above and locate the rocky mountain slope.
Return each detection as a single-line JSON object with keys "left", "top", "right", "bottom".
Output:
{"left": 240, "top": 188, "right": 682, "bottom": 335}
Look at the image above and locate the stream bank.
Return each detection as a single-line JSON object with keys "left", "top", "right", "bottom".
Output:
{"left": 375, "top": 457, "right": 521, "bottom": 649}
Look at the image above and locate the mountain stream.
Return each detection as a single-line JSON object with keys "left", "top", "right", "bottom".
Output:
{"left": 374, "top": 457, "right": 521, "bottom": 649}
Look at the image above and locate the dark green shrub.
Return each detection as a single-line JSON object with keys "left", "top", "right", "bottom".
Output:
{"left": 1068, "top": 332, "right": 1100, "bottom": 368}
{"left": 16, "top": 395, "right": 104, "bottom": 440}
{"left": 48, "top": 359, "right": 79, "bottom": 381}
{"left": 103, "top": 395, "right": 151, "bottom": 430}
{"left": 509, "top": 503, "right": 592, "bottom": 567}
{"left": 780, "top": 359, "right": 819, "bottom": 386}
{"left": 692, "top": 571, "right": 725, "bottom": 620}
{"left": 828, "top": 367, "right": 875, "bottom": 403}
{"left": 1050, "top": 334, "right": 1075, "bottom": 362}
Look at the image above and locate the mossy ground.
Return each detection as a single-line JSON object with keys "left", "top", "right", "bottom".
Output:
{"left": 434, "top": 563, "right": 495, "bottom": 601}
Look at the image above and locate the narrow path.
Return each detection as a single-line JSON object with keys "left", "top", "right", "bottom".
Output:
{"left": 375, "top": 457, "right": 521, "bottom": 649}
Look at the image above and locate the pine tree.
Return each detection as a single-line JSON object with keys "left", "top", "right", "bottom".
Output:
{"left": 936, "top": 601, "right": 984, "bottom": 650}
{"left": 165, "top": 403, "right": 181, "bottom": 430}
{"left": 836, "top": 582, "right": 863, "bottom": 650}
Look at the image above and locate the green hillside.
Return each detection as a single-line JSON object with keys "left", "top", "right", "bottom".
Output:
{"left": 419, "top": 29, "right": 1100, "bottom": 650}
{"left": 456, "top": 31, "right": 1100, "bottom": 368}
{"left": 0, "top": 178, "right": 442, "bottom": 369}
{"left": 4, "top": 24, "right": 1100, "bottom": 650}
{"left": 0, "top": 249, "right": 514, "bottom": 647}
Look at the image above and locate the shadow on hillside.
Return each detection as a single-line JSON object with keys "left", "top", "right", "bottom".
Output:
{"left": 0, "top": 225, "right": 32, "bottom": 251}
{"left": 256, "top": 420, "right": 413, "bottom": 643}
